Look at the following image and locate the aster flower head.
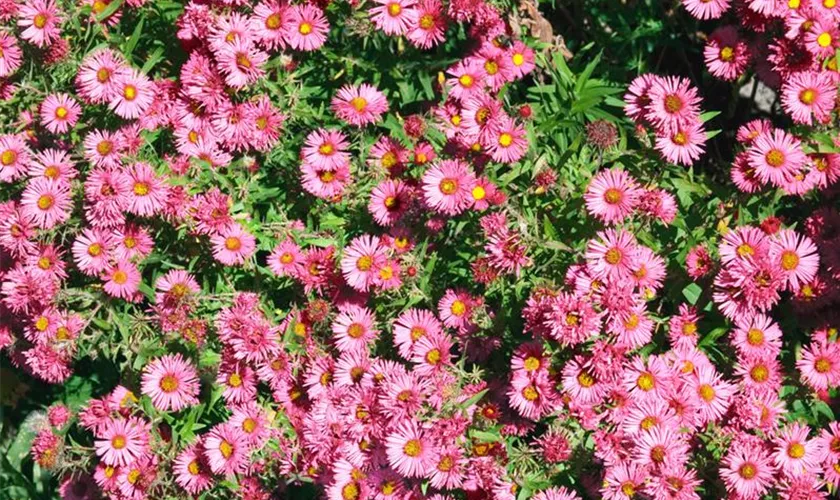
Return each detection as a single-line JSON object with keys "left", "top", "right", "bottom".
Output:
{"left": 781, "top": 71, "right": 836, "bottom": 125}
{"left": 385, "top": 420, "right": 434, "bottom": 478}
{"left": 646, "top": 76, "right": 702, "bottom": 133}
{"left": 40, "top": 93, "right": 81, "bottom": 134}
{"left": 332, "top": 83, "right": 389, "bottom": 126}
{"left": 141, "top": 354, "right": 200, "bottom": 412}
{"left": 204, "top": 423, "right": 249, "bottom": 477}
{"left": 332, "top": 305, "right": 379, "bottom": 353}
{"left": 584, "top": 169, "right": 641, "bottom": 224}
{"left": 283, "top": 4, "right": 329, "bottom": 51}
{"left": 748, "top": 128, "right": 808, "bottom": 188}
{"left": 211, "top": 223, "right": 256, "bottom": 266}
{"left": 421, "top": 159, "right": 476, "bottom": 216}
{"left": 704, "top": 25, "right": 750, "bottom": 81}
{"left": 18, "top": 0, "right": 63, "bottom": 48}
{"left": 370, "top": 0, "right": 419, "bottom": 35}
{"left": 340, "top": 234, "right": 388, "bottom": 292}
{"left": 94, "top": 417, "right": 149, "bottom": 467}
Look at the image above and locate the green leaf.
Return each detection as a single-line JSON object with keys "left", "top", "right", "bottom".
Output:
{"left": 682, "top": 283, "right": 702, "bottom": 305}
{"left": 96, "top": 0, "right": 123, "bottom": 22}
{"left": 460, "top": 389, "right": 488, "bottom": 410}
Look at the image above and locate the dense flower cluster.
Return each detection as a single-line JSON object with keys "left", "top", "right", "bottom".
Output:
{"left": 624, "top": 75, "right": 709, "bottom": 167}
{"left": 0, "top": 0, "right": 838, "bottom": 498}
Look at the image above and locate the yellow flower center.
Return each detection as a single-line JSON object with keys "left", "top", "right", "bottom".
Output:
{"left": 388, "top": 2, "right": 402, "bottom": 16}
{"left": 781, "top": 250, "right": 799, "bottom": 271}
{"left": 739, "top": 463, "right": 756, "bottom": 479}
{"left": 242, "top": 418, "right": 257, "bottom": 433}
{"left": 97, "top": 140, "right": 113, "bottom": 155}
{"left": 799, "top": 89, "right": 816, "bottom": 105}
{"left": 55, "top": 106, "right": 68, "bottom": 119}
{"left": 605, "top": 248, "right": 622, "bottom": 265}
{"left": 818, "top": 32, "right": 833, "bottom": 48}
{"left": 672, "top": 131, "right": 688, "bottom": 146}
{"left": 577, "top": 371, "right": 595, "bottom": 388}
{"left": 787, "top": 442, "right": 805, "bottom": 459}
{"left": 1, "top": 150, "right": 17, "bottom": 166}
{"left": 37, "top": 194, "right": 54, "bottom": 210}
{"left": 472, "top": 185, "right": 487, "bottom": 201}
{"left": 34, "top": 14, "right": 47, "bottom": 28}
{"left": 347, "top": 323, "right": 365, "bottom": 339}
{"left": 664, "top": 94, "right": 683, "bottom": 114}
{"left": 224, "top": 237, "right": 242, "bottom": 251}
{"left": 188, "top": 460, "right": 200, "bottom": 475}
{"left": 522, "top": 385, "right": 539, "bottom": 401}
{"left": 97, "top": 68, "right": 111, "bottom": 83}
{"left": 498, "top": 132, "right": 513, "bottom": 147}
{"left": 426, "top": 348, "right": 441, "bottom": 364}
{"left": 750, "top": 364, "right": 769, "bottom": 383}
{"left": 111, "top": 435, "right": 126, "bottom": 450}
{"left": 815, "top": 357, "right": 831, "bottom": 373}
{"left": 266, "top": 13, "right": 282, "bottom": 30}
{"left": 219, "top": 440, "right": 233, "bottom": 458}
{"left": 450, "top": 299, "right": 466, "bottom": 316}
{"left": 604, "top": 188, "right": 622, "bottom": 204}
{"left": 523, "top": 356, "right": 540, "bottom": 371}
{"left": 123, "top": 84, "right": 137, "bottom": 101}
{"left": 299, "top": 22, "right": 312, "bottom": 35}
{"left": 88, "top": 243, "right": 102, "bottom": 257}
{"left": 133, "top": 182, "right": 149, "bottom": 196}
{"left": 637, "top": 372, "right": 655, "bottom": 391}
{"left": 350, "top": 97, "right": 368, "bottom": 112}
{"left": 512, "top": 53, "right": 525, "bottom": 66}
{"left": 420, "top": 14, "right": 434, "bottom": 29}
{"left": 720, "top": 46, "right": 734, "bottom": 62}
{"left": 485, "top": 60, "right": 499, "bottom": 75}
{"left": 403, "top": 439, "right": 422, "bottom": 457}
{"left": 440, "top": 178, "right": 458, "bottom": 195}
{"left": 228, "top": 373, "right": 242, "bottom": 387}
{"left": 698, "top": 383, "right": 715, "bottom": 402}
{"left": 459, "top": 74, "right": 474, "bottom": 87}
{"left": 112, "top": 270, "right": 128, "bottom": 285}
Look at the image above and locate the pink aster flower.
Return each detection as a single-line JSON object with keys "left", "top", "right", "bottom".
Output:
{"left": 282, "top": 4, "right": 329, "bottom": 51}
{"left": 646, "top": 76, "right": 701, "bottom": 132}
{"left": 72, "top": 228, "right": 113, "bottom": 275}
{"left": 0, "top": 32, "right": 23, "bottom": 77}
{"left": 691, "top": 365, "right": 736, "bottom": 424}
{"left": 173, "top": 443, "right": 213, "bottom": 495}
{"left": 769, "top": 229, "right": 819, "bottom": 292}
{"left": 332, "top": 83, "right": 389, "bottom": 126}
{"left": 407, "top": 0, "right": 446, "bottom": 49}
{"left": 773, "top": 423, "right": 821, "bottom": 477}
{"left": 508, "top": 40, "right": 536, "bottom": 79}
{"left": 731, "top": 313, "right": 783, "bottom": 358}
{"left": 392, "top": 308, "right": 443, "bottom": 360}
{"left": 340, "top": 234, "right": 388, "bottom": 292}
{"left": 141, "top": 354, "right": 200, "bottom": 412}
{"left": 30, "top": 148, "right": 76, "bottom": 182}
{"left": 584, "top": 169, "right": 641, "bottom": 224}
{"left": 682, "top": 0, "right": 730, "bottom": 19}
{"left": 217, "top": 40, "right": 268, "bottom": 89}
{"left": 721, "top": 443, "right": 774, "bottom": 498}
{"left": 83, "top": 129, "right": 123, "bottom": 169}
{"left": 485, "top": 115, "right": 528, "bottom": 163}
{"left": 585, "top": 229, "right": 639, "bottom": 282}
{"left": 252, "top": 1, "right": 288, "bottom": 50}
{"left": 20, "top": 177, "right": 72, "bottom": 229}
{"left": 204, "top": 423, "right": 249, "bottom": 477}
{"left": 126, "top": 162, "right": 167, "bottom": 216}
{"left": 370, "top": 0, "right": 419, "bottom": 36}
{"left": 796, "top": 341, "right": 840, "bottom": 391}
{"left": 300, "top": 161, "right": 350, "bottom": 200}
{"left": 385, "top": 420, "right": 435, "bottom": 478}
{"left": 211, "top": 224, "right": 256, "bottom": 266}
{"left": 332, "top": 305, "right": 378, "bottom": 353}
{"left": 75, "top": 49, "right": 127, "bottom": 104}
{"left": 369, "top": 179, "right": 412, "bottom": 226}
{"left": 0, "top": 134, "right": 32, "bottom": 182}
{"left": 103, "top": 259, "right": 141, "bottom": 299}
{"left": 654, "top": 120, "right": 707, "bottom": 166}
{"left": 94, "top": 417, "right": 149, "bottom": 467}
{"left": 804, "top": 19, "right": 838, "bottom": 58}
{"left": 411, "top": 332, "right": 452, "bottom": 376}
{"left": 747, "top": 129, "right": 808, "bottom": 188}
{"left": 781, "top": 71, "right": 836, "bottom": 125}
{"left": 18, "top": 0, "right": 62, "bottom": 48}
{"left": 421, "top": 159, "right": 476, "bottom": 215}
{"left": 39, "top": 93, "right": 80, "bottom": 134}
{"left": 109, "top": 69, "right": 154, "bottom": 119}
{"left": 446, "top": 60, "right": 485, "bottom": 101}
{"left": 267, "top": 239, "right": 304, "bottom": 278}
{"left": 704, "top": 26, "right": 750, "bottom": 81}
{"left": 302, "top": 128, "right": 350, "bottom": 171}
